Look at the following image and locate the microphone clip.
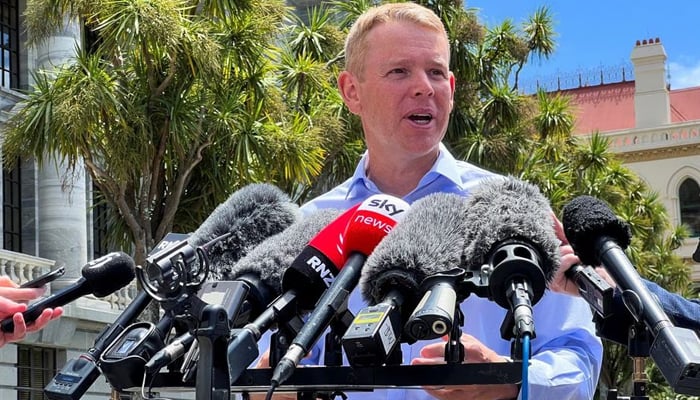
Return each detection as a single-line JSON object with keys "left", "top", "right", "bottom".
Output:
{"left": 138, "top": 236, "right": 199, "bottom": 303}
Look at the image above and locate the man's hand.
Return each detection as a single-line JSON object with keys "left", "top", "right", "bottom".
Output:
{"left": 411, "top": 334, "right": 520, "bottom": 400}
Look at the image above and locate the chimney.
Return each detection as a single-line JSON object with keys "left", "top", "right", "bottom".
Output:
{"left": 631, "top": 38, "right": 671, "bottom": 128}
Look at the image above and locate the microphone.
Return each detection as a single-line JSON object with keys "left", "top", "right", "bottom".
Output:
{"left": 227, "top": 207, "right": 358, "bottom": 381}
{"left": 349, "top": 192, "right": 470, "bottom": 364}
{"left": 140, "top": 183, "right": 300, "bottom": 302}
{"left": 271, "top": 194, "right": 410, "bottom": 387}
{"left": 562, "top": 195, "right": 700, "bottom": 395}
{"left": 1, "top": 251, "right": 136, "bottom": 332}
{"left": 146, "top": 208, "right": 342, "bottom": 374}
{"left": 462, "top": 177, "right": 560, "bottom": 340}
{"left": 98, "top": 184, "right": 299, "bottom": 392}
{"left": 188, "top": 183, "right": 301, "bottom": 272}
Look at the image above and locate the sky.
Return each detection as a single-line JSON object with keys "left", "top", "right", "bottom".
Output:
{"left": 466, "top": 0, "right": 700, "bottom": 92}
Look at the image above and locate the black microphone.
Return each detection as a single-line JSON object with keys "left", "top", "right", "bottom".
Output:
{"left": 462, "top": 177, "right": 560, "bottom": 340}
{"left": 562, "top": 195, "right": 700, "bottom": 395}
{"left": 188, "top": 183, "right": 301, "bottom": 273}
{"left": 146, "top": 209, "right": 341, "bottom": 374}
{"left": 1, "top": 251, "right": 136, "bottom": 332}
{"left": 139, "top": 183, "right": 300, "bottom": 302}
{"left": 271, "top": 194, "right": 410, "bottom": 388}
{"left": 227, "top": 208, "right": 353, "bottom": 381}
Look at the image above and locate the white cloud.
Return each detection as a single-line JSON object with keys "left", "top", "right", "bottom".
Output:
{"left": 669, "top": 60, "right": 700, "bottom": 89}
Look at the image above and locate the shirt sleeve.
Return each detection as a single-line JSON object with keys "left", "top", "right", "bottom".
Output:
{"left": 597, "top": 279, "right": 700, "bottom": 345}
{"left": 645, "top": 280, "right": 700, "bottom": 331}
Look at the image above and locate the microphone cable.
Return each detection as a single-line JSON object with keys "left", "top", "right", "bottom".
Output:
{"left": 521, "top": 333, "right": 531, "bottom": 400}
{"left": 265, "top": 379, "right": 280, "bottom": 400}
{"left": 140, "top": 370, "right": 169, "bottom": 400}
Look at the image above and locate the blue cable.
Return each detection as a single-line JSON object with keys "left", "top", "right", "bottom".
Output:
{"left": 521, "top": 334, "right": 530, "bottom": 400}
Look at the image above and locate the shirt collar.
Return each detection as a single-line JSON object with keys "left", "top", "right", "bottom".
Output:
{"left": 430, "top": 143, "right": 463, "bottom": 187}
{"left": 344, "top": 143, "right": 462, "bottom": 199}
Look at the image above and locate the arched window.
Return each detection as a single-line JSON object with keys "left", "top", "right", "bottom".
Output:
{"left": 679, "top": 178, "right": 700, "bottom": 237}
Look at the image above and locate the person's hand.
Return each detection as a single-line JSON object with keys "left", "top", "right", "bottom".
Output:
{"left": 0, "top": 276, "right": 63, "bottom": 347}
{"left": 0, "top": 275, "right": 47, "bottom": 317}
{"left": 549, "top": 214, "right": 617, "bottom": 296}
{"left": 411, "top": 334, "right": 520, "bottom": 400}
{"left": 548, "top": 212, "right": 582, "bottom": 295}
{"left": 549, "top": 243, "right": 585, "bottom": 296}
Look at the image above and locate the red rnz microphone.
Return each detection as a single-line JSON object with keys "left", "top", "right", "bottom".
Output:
{"left": 281, "top": 203, "right": 360, "bottom": 309}
{"left": 226, "top": 205, "right": 358, "bottom": 382}
{"left": 271, "top": 194, "right": 410, "bottom": 387}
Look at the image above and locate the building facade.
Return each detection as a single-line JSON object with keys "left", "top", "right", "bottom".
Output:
{"left": 558, "top": 38, "right": 700, "bottom": 279}
{"left": 0, "top": 2, "right": 167, "bottom": 399}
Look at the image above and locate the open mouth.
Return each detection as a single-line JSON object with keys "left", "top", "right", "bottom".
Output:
{"left": 408, "top": 113, "right": 433, "bottom": 124}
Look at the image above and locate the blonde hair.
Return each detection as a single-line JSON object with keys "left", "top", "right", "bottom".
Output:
{"left": 344, "top": 2, "right": 449, "bottom": 77}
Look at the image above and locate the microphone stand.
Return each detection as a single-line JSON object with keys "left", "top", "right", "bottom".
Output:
{"left": 195, "top": 303, "right": 231, "bottom": 400}
{"left": 140, "top": 283, "right": 523, "bottom": 397}
{"left": 445, "top": 306, "right": 465, "bottom": 364}
{"left": 607, "top": 322, "right": 650, "bottom": 400}
{"left": 325, "top": 309, "right": 355, "bottom": 367}
{"left": 269, "top": 318, "right": 302, "bottom": 368}
{"left": 628, "top": 323, "right": 650, "bottom": 400}
{"left": 311, "top": 308, "right": 356, "bottom": 400}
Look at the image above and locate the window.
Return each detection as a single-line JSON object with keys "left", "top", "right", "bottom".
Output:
{"left": 91, "top": 183, "right": 110, "bottom": 259}
{"left": 3, "top": 158, "right": 21, "bottom": 251}
{"left": 680, "top": 178, "right": 700, "bottom": 237}
{"left": 0, "top": 0, "right": 19, "bottom": 89}
{"left": 17, "top": 345, "right": 57, "bottom": 400}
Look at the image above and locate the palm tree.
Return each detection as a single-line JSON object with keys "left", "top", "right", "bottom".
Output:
{"left": 4, "top": 0, "right": 328, "bottom": 268}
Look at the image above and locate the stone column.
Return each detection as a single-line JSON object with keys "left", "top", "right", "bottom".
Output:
{"left": 32, "top": 17, "right": 88, "bottom": 284}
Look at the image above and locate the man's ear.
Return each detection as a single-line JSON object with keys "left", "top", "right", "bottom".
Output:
{"left": 337, "top": 71, "right": 361, "bottom": 115}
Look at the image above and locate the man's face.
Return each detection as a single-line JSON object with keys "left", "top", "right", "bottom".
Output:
{"left": 338, "top": 20, "right": 455, "bottom": 161}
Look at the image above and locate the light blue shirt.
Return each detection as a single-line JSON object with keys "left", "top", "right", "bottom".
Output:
{"left": 278, "top": 144, "right": 603, "bottom": 400}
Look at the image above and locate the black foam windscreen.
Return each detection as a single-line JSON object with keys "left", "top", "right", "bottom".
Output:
{"left": 81, "top": 251, "right": 136, "bottom": 297}
{"left": 561, "top": 195, "right": 632, "bottom": 266}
